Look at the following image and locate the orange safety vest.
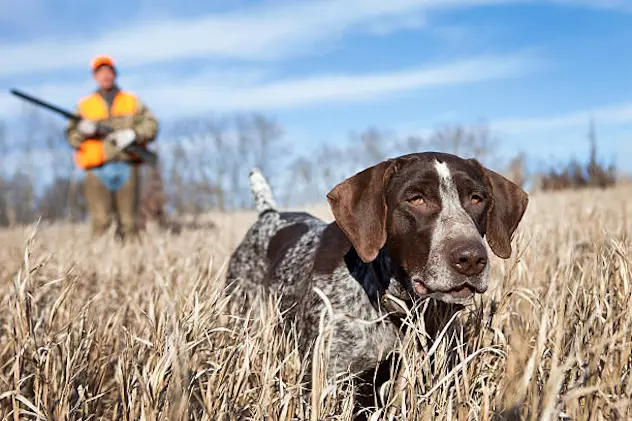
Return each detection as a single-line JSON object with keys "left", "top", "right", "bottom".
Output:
{"left": 74, "top": 90, "right": 139, "bottom": 169}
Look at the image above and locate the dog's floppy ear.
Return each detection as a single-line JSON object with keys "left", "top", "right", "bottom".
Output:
{"left": 327, "top": 159, "right": 397, "bottom": 263}
{"left": 472, "top": 160, "right": 529, "bottom": 259}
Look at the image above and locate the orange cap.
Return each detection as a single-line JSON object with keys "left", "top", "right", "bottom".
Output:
{"left": 91, "top": 55, "right": 116, "bottom": 72}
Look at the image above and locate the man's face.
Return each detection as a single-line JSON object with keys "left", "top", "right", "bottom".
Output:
{"left": 93, "top": 66, "right": 116, "bottom": 90}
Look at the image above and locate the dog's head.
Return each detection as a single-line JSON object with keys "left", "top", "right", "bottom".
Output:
{"left": 326, "top": 152, "right": 529, "bottom": 304}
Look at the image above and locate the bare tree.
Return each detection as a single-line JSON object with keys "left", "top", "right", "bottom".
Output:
{"left": 350, "top": 127, "right": 392, "bottom": 165}
{"left": 506, "top": 151, "right": 527, "bottom": 189}
{"left": 428, "top": 121, "right": 499, "bottom": 165}
{"left": 229, "top": 113, "right": 286, "bottom": 209}
{"left": 396, "top": 134, "right": 427, "bottom": 155}
{"left": 21, "top": 108, "right": 38, "bottom": 224}
{"left": 38, "top": 178, "right": 87, "bottom": 222}
{"left": 252, "top": 113, "right": 285, "bottom": 177}
{"left": 284, "top": 156, "right": 316, "bottom": 206}
{"left": 167, "top": 141, "right": 187, "bottom": 214}
{"left": 585, "top": 118, "right": 616, "bottom": 188}
{"left": 232, "top": 115, "right": 256, "bottom": 209}
{"left": 537, "top": 118, "right": 617, "bottom": 192}
{"left": 0, "top": 121, "right": 9, "bottom": 226}
{"left": 315, "top": 144, "right": 348, "bottom": 194}
{"left": 208, "top": 116, "right": 230, "bottom": 211}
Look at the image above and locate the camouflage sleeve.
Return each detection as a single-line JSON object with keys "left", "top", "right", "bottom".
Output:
{"left": 133, "top": 100, "right": 159, "bottom": 144}
{"left": 65, "top": 106, "right": 84, "bottom": 149}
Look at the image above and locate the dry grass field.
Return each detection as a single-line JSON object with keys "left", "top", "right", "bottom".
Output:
{"left": 0, "top": 184, "right": 631, "bottom": 420}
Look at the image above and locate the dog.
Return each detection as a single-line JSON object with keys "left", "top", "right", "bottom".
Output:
{"left": 225, "top": 151, "right": 529, "bottom": 380}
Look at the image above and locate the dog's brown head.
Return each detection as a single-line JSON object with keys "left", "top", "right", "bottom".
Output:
{"left": 326, "top": 152, "right": 529, "bottom": 304}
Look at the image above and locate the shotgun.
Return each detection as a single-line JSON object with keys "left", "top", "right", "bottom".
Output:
{"left": 10, "top": 88, "right": 158, "bottom": 167}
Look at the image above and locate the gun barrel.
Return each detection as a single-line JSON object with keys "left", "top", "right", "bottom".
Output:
{"left": 10, "top": 89, "right": 80, "bottom": 121}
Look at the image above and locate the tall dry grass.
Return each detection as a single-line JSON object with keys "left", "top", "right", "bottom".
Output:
{"left": 0, "top": 186, "right": 630, "bottom": 420}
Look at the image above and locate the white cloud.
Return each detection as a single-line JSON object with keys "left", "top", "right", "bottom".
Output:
{"left": 491, "top": 102, "right": 632, "bottom": 134}
{"left": 0, "top": 0, "right": 522, "bottom": 79}
{"left": 0, "top": 66, "right": 265, "bottom": 118}
{"left": 1, "top": 0, "right": 628, "bottom": 81}
{"left": 0, "top": 52, "right": 538, "bottom": 119}
{"left": 150, "top": 52, "right": 538, "bottom": 115}
{"left": 550, "top": 0, "right": 632, "bottom": 12}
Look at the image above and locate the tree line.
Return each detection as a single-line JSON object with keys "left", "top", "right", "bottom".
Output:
{"left": 0, "top": 108, "right": 620, "bottom": 228}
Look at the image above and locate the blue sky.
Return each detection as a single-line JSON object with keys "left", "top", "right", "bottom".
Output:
{"left": 0, "top": 0, "right": 630, "bottom": 177}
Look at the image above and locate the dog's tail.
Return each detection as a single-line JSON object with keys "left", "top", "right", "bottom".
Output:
{"left": 249, "top": 168, "right": 277, "bottom": 214}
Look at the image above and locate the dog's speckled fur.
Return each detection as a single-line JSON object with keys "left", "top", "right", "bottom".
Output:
{"left": 225, "top": 154, "right": 529, "bottom": 378}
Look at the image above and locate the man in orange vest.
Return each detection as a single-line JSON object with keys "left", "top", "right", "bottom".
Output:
{"left": 66, "top": 55, "right": 159, "bottom": 240}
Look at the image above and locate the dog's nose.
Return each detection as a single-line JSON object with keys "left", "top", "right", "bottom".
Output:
{"left": 449, "top": 241, "right": 488, "bottom": 276}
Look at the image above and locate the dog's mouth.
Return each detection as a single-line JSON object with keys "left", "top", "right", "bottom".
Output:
{"left": 412, "top": 280, "right": 475, "bottom": 304}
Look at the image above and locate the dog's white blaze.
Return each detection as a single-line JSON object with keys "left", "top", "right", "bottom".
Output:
{"left": 434, "top": 161, "right": 461, "bottom": 210}
{"left": 435, "top": 160, "right": 452, "bottom": 182}
{"left": 432, "top": 160, "right": 468, "bottom": 256}
{"left": 417, "top": 159, "right": 490, "bottom": 294}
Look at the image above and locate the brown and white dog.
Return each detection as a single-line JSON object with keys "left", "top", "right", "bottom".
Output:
{"left": 225, "top": 152, "right": 529, "bottom": 377}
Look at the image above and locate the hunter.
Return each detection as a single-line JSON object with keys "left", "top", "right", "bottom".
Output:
{"left": 66, "top": 55, "right": 159, "bottom": 240}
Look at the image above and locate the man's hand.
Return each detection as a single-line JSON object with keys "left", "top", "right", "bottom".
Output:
{"left": 77, "top": 119, "right": 97, "bottom": 137}
{"left": 107, "top": 128, "right": 137, "bottom": 150}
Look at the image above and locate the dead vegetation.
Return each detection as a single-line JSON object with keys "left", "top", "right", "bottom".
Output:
{"left": 0, "top": 184, "right": 631, "bottom": 420}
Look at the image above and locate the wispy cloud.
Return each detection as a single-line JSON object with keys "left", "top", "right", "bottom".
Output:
{"left": 0, "top": 0, "right": 528, "bottom": 79}
{"left": 550, "top": 0, "right": 632, "bottom": 12}
{"left": 491, "top": 102, "right": 632, "bottom": 134}
{"left": 151, "top": 52, "right": 538, "bottom": 115}
{"left": 0, "top": 52, "right": 539, "bottom": 118}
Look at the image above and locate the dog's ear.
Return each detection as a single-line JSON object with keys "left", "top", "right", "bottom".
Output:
{"left": 326, "top": 160, "right": 397, "bottom": 263}
{"left": 472, "top": 160, "right": 529, "bottom": 259}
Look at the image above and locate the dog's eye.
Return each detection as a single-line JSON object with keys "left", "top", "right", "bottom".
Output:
{"left": 408, "top": 196, "right": 425, "bottom": 206}
{"left": 471, "top": 194, "right": 483, "bottom": 205}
